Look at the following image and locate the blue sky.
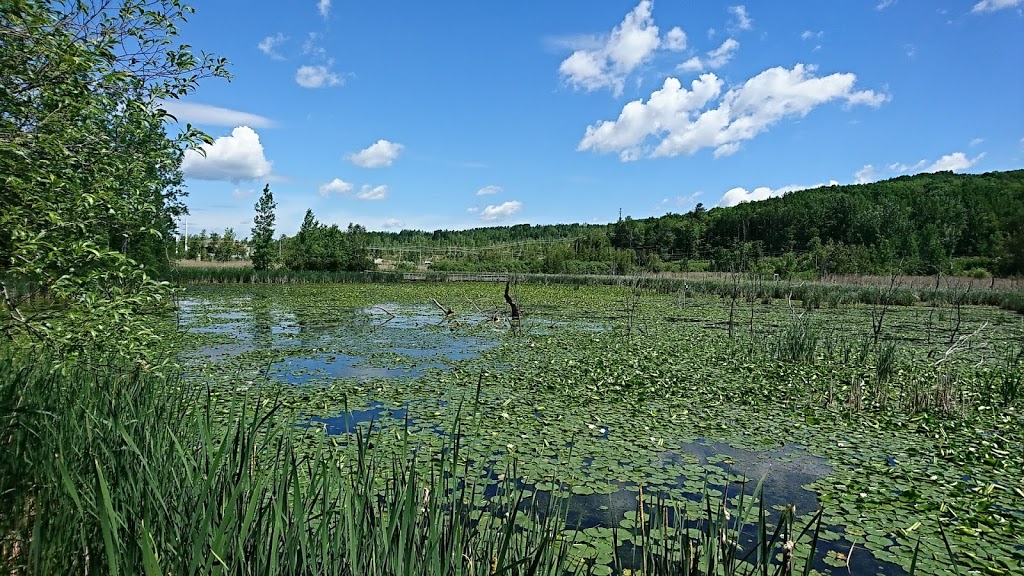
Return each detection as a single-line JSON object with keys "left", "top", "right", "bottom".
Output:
{"left": 164, "top": 0, "right": 1024, "bottom": 237}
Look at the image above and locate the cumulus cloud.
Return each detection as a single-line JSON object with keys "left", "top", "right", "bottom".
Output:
{"left": 476, "top": 185, "right": 502, "bottom": 196}
{"left": 295, "top": 64, "right": 341, "bottom": 88}
{"left": 319, "top": 178, "right": 354, "bottom": 196}
{"left": 728, "top": 5, "right": 753, "bottom": 31}
{"left": 348, "top": 139, "right": 404, "bottom": 168}
{"left": 854, "top": 164, "right": 876, "bottom": 184}
{"left": 558, "top": 0, "right": 661, "bottom": 95}
{"left": 925, "top": 152, "right": 984, "bottom": 172}
{"left": 664, "top": 26, "right": 687, "bottom": 51}
{"left": 382, "top": 218, "right": 405, "bottom": 229}
{"left": 678, "top": 38, "right": 740, "bottom": 72}
{"left": 159, "top": 101, "right": 275, "bottom": 128}
{"left": 718, "top": 181, "right": 836, "bottom": 207}
{"left": 317, "top": 0, "right": 331, "bottom": 18}
{"left": 258, "top": 33, "right": 287, "bottom": 60}
{"left": 971, "top": 0, "right": 1021, "bottom": 12}
{"left": 232, "top": 188, "right": 256, "bottom": 199}
{"left": 479, "top": 201, "right": 522, "bottom": 221}
{"left": 356, "top": 184, "right": 389, "bottom": 200}
{"left": 856, "top": 151, "right": 983, "bottom": 183}
{"left": 579, "top": 64, "right": 887, "bottom": 161}
{"left": 181, "top": 126, "right": 272, "bottom": 182}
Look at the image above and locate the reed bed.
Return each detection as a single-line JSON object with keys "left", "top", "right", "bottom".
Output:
{"left": 0, "top": 349, "right": 572, "bottom": 575}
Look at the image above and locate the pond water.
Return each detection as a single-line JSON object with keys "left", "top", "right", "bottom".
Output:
{"left": 175, "top": 284, "right": 1024, "bottom": 575}
{"left": 179, "top": 297, "right": 499, "bottom": 380}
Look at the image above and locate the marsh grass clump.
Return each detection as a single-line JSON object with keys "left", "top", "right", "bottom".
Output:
{"left": 992, "top": 345, "right": 1022, "bottom": 407}
{"left": 775, "top": 317, "right": 820, "bottom": 364}
{"left": 903, "top": 367, "right": 967, "bottom": 417}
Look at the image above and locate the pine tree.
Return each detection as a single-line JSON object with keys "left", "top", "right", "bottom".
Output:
{"left": 250, "top": 184, "right": 277, "bottom": 271}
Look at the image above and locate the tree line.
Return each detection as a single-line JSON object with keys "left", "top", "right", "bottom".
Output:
{"left": 366, "top": 170, "right": 1024, "bottom": 278}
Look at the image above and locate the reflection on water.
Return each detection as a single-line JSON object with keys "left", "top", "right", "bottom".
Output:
{"left": 308, "top": 401, "right": 405, "bottom": 434}
{"left": 272, "top": 354, "right": 431, "bottom": 383}
{"left": 518, "top": 440, "right": 902, "bottom": 575}
{"left": 178, "top": 298, "right": 498, "bottom": 382}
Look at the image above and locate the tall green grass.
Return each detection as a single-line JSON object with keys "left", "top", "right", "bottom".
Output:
{"left": 0, "top": 349, "right": 572, "bottom": 575}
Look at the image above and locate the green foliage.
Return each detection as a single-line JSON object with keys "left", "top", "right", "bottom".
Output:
{"left": 283, "top": 210, "right": 374, "bottom": 272}
{"left": 0, "top": 0, "right": 228, "bottom": 364}
{"left": 250, "top": 184, "right": 277, "bottom": 271}
{"left": 360, "top": 171, "right": 1024, "bottom": 278}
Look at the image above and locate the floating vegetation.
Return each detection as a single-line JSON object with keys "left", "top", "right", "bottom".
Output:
{"left": 169, "top": 282, "right": 1024, "bottom": 575}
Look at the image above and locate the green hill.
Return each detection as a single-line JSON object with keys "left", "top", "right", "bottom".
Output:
{"left": 365, "top": 170, "right": 1024, "bottom": 277}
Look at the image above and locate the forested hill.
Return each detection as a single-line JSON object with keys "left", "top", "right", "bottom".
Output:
{"left": 365, "top": 170, "right": 1024, "bottom": 276}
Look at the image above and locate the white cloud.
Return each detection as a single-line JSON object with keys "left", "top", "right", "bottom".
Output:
{"left": 232, "top": 188, "right": 256, "bottom": 199}
{"left": 159, "top": 101, "right": 275, "bottom": 128}
{"left": 971, "top": 0, "right": 1021, "bottom": 12}
{"left": 558, "top": 0, "right": 661, "bottom": 95}
{"left": 876, "top": 0, "right": 896, "bottom": 10}
{"left": 467, "top": 207, "right": 479, "bottom": 213}
{"left": 182, "top": 126, "right": 272, "bottom": 182}
{"left": 544, "top": 33, "right": 606, "bottom": 53}
{"left": 382, "top": 218, "right": 405, "bottom": 229}
{"left": 258, "top": 33, "right": 287, "bottom": 60}
{"left": 728, "top": 5, "right": 753, "bottom": 31}
{"left": 295, "top": 65, "right": 341, "bottom": 88}
{"left": 655, "top": 191, "right": 702, "bottom": 211}
{"left": 319, "top": 178, "right": 354, "bottom": 196}
{"left": 718, "top": 182, "right": 830, "bottom": 207}
{"left": 677, "top": 57, "right": 704, "bottom": 73}
{"left": 356, "top": 184, "right": 389, "bottom": 200}
{"left": 348, "top": 140, "right": 404, "bottom": 168}
{"left": 886, "top": 160, "right": 927, "bottom": 173}
{"left": 706, "top": 38, "right": 740, "bottom": 68}
{"left": 925, "top": 152, "right": 984, "bottom": 172}
{"left": 969, "top": 137, "right": 985, "bottom": 147}
{"left": 479, "top": 201, "right": 523, "bottom": 221}
{"left": 579, "top": 64, "right": 887, "bottom": 161}
{"left": 856, "top": 151, "right": 983, "bottom": 183}
{"left": 317, "top": 0, "right": 331, "bottom": 19}
{"left": 302, "top": 32, "right": 326, "bottom": 58}
{"left": 664, "top": 26, "right": 687, "bottom": 51}
{"left": 720, "top": 186, "right": 775, "bottom": 206}
{"left": 476, "top": 185, "right": 502, "bottom": 196}
{"left": 855, "top": 164, "right": 876, "bottom": 183}
{"left": 904, "top": 43, "right": 917, "bottom": 58}
{"left": 675, "top": 38, "right": 739, "bottom": 72}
